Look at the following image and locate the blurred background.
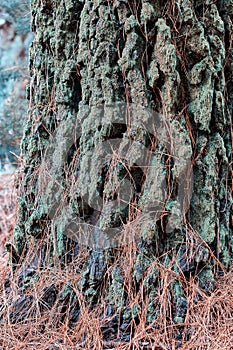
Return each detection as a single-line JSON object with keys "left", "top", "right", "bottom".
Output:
{"left": 0, "top": 0, "right": 32, "bottom": 171}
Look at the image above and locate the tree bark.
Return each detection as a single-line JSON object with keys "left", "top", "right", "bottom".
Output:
{"left": 8, "top": 0, "right": 233, "bottom": 341}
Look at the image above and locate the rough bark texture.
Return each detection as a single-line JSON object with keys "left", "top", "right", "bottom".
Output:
{"left": 9, "top": 0, "right": 233, "bottom": 338}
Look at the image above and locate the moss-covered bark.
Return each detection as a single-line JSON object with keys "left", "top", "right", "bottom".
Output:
{"left": 9, "top": 0, "right": 232, "bottom": 337}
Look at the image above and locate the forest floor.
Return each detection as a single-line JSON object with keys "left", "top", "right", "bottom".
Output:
{"left": 0, "top": 172, "right": 233, "bottom": 349}
{"left": 0, "top": 171, "right": 17, "bottom": 268}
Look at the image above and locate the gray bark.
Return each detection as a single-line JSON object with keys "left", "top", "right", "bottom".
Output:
{"left": 7, "top": 0, "right": 233, "bottom": 341}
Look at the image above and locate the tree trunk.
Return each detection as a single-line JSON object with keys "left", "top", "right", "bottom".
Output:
{"left": 7, "top": 0, "right": 233, "bottom": 344}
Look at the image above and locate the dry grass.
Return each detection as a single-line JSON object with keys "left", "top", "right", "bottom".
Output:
{"left": 0, "top": 172, "right": 233, "bottom": 349}
{"left": 0, "top": 256, "right": 232, "bottom": 349}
